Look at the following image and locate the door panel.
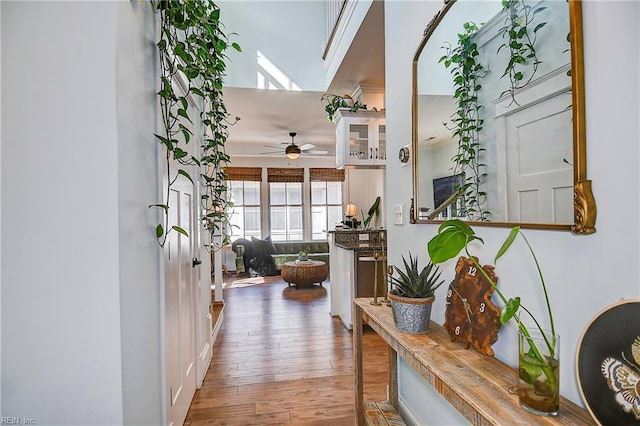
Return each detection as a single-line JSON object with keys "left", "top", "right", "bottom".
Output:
{"left": 166, "top": 182, "right": 197, "bottom": 426}
{"left": 162, "top": 79, "right": 209, "bottom": 426}
{"left": 505, "top": 94, "right": 573, "bottom": 223}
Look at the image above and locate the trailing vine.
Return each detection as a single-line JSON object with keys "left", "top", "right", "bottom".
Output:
{"left": 320, "top": 93, "right": 367, "bottom": 122}
{"left": 440, "top": 22, "right": 490, "bottom": 221}
{"left": 151, "top": 0, "right": 241, "bottom": 248}
{"left": 498, "top": 0, "right": 547, "bottom": 105}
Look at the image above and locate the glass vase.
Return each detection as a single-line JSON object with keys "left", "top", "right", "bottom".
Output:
{"left": 518, "top": 328, "right": 560, "bottom": 416}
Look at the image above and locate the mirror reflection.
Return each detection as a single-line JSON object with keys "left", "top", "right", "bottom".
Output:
{"left": 412, "top": 0, "right": 594, "bottom": 231}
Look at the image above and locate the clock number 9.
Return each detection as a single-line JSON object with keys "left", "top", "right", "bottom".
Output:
{"left": 447, "top": 288, "right": 452, "bottom": 298}
{"left": 468, "top": 266, "right": 477, "bottom": 277}
{"left": 455, "top": 325, "right": 461, "bottom": 335}
{"left": 479, "top": 302, "right": 485, "bottom": 313}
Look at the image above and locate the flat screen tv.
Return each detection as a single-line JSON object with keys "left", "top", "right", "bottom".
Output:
{"left": 433, "top": 174, "right": 462, "bottom": 209}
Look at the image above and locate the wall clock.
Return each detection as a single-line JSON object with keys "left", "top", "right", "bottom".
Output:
{"left": 398, "top": 146, "right": 410, "bottom": 163}
{"left": 443, "top": 256, "right": 502, "bottom": 356}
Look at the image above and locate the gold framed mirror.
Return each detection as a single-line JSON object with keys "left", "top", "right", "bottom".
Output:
{"left": 411, "top": 0, "right": 596, "bottom": 233}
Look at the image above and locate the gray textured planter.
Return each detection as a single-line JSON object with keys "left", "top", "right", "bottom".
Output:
{"left": 388, "top": 292, "right": 434, "bottom": 334}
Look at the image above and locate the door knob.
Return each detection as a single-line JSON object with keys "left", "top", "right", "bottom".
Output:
{"left": 192, "top": 258, "right": 202, "bottom": 267}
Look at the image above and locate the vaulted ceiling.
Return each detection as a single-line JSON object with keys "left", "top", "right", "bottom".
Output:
{"left": 223, "top": 1, "right": 385, "bottom": 159}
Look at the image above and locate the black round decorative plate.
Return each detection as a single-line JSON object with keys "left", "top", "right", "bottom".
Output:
{"left": 576, "top": 299, "right": 640, "bottom": 425}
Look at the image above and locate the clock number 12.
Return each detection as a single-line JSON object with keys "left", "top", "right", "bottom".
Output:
{"left": 468, "top": 266, "right": 477, "bottom": 277}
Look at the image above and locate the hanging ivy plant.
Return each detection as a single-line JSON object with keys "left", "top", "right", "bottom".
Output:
{"left": 498, "top": 0, "right": 547, "bottom": 105}
{"left": 151, "top": 0, "right": 241, "bottom": 247}
{"left": 440, "top": 22, "right": 490, "bottom": 221}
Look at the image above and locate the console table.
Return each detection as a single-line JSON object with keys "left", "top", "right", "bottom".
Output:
{"left": 353, "top": 298, "right": 594, "bottom": 425}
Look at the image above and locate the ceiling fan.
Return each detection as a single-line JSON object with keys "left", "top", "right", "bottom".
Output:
{"left": 261, "top": 132, "right": 329, "bottom": 159}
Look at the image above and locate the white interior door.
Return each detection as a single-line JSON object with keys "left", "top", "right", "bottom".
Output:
{"left": 165, "top": 176, "right": 197, "bottom": 426}
{"left": 160, "top": 68, "right": 212, "bottom": 424}
{"left": 504, "top": 94, "right": 573, "bottom": 223}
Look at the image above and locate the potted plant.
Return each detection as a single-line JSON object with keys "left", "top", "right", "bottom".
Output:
{"left": 362, "top": 196, "right": 381, "bottom": 229}
{"left": 388, "top": 253, "right": 444, "bottom": 334}
{"left": 427, "top": 219, "right": 559, "bottom": 416}
{"left": 320, "top": 93, "right": 367, "bottom": 122}
{"left": 298, "top": 250, "right": 308, "bottom": 261}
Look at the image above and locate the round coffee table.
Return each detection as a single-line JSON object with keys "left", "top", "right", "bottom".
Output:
{"left": 281, "top": 260, "right": 328, "bottom": 288}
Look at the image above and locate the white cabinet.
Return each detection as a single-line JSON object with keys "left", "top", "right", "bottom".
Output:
{"left": 335, "top": 109, "right": 386, "bottom": 169}
{"left": 329, "top": 230, "right": 388, "bottom": 330}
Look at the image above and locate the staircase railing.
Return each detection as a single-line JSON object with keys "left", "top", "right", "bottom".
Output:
{"left": 323, "top": 0, "right": 348, "bottom": 59}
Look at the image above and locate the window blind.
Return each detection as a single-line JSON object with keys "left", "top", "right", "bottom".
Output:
{"left": 223, "top": 167, "right": 262, "bottom": 181}
{"left": 309, "top": 168, "right": 345, "bottom": 182}
{"left": 267, "top": 168, "right": 304, "bottom": 183}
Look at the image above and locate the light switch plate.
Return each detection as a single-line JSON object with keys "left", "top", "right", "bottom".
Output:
{"left": 394, "top": 203, "right": 403, "bottom": 225}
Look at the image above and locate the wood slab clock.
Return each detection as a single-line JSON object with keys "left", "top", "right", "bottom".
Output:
{"left": 443, "top": 256, "right": 502, "bottom": 356}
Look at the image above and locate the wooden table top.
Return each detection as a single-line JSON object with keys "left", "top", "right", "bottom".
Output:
{"left": 353, "top": 298, "right": 595, "bottom": 425}
{"left": 283, "top": 260, "right": 325, "bottom": 268}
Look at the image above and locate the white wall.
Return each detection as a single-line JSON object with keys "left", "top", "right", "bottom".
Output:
{"left": 116, "top": 2, "right": 165, "bottom": 424}
{"left": 385, "top": 0, "right": 640, "bottom": 423}
{"left": 2, "top": 2, "right": 163, "bottom": 424}
{"left": 0, "top": 0, "right": 3, "bottom": 414}
{"left": 218, "top": 0, "right": 327, "bottom": 91}
{"left": 345, "top": 168, "right": 385, "bottom": 229}
{"left": 1, "top": 2, "right": 123, "bottom": 424}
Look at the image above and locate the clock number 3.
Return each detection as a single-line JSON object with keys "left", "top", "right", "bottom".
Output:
{"left": 468, "top": 266, "right": 477, "bottom": 277}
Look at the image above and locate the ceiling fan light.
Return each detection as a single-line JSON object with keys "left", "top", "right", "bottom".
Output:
{"left": 286, "top": 144, "right": 301, "bottom": 159}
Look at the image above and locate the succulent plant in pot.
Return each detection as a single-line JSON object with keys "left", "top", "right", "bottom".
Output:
{"left": 388, "top": 253, "right": 444, "bottom": 334}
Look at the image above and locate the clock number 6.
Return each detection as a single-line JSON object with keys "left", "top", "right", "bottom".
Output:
{"left": 468, "top": 266, "right": 477, "bottom": 277}
{"left": 455, "top": 325, "right": 461, "bottom": 335}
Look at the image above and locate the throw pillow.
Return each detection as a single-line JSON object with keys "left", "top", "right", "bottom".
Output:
{"left": 251, "top": 236, "right": 277, "bottom": 256}
{"left": 250, "top": 236, "right": 277, "bottom": 276}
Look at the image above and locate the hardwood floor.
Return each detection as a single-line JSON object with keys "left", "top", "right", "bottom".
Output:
{"left": 185, "top": 275, "right": 388, "bottom": 425}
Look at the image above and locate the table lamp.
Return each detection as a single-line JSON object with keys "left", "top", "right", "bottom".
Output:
{"left": 345, "top": 203, "right": 358, "bottom": 228}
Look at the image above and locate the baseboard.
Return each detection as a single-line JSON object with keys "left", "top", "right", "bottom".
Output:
{"left": 398, "top": 395, "right": 421, "bottom": 426}
{"left": 211, "top": 303, "right": 225, "bottom": 344}
{"left": 199, "top": 342, "right": 211, "bottom": 364}
{"left": 197, "top": 341, "right": 212, "bottom": 386}
{"left": 339, "top": 316, "right": 352, "bottom": 331}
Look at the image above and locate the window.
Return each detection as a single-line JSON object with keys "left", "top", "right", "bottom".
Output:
{"left": 225, "top": 167, "right": 345, "bottom": 241}
{"left": 310, "top": 168, "right": 345, "bottom": 240}
{"left": 227, "top": 181, "right": 261, "bottom": 240}
{"left": 224, "top": 167, "right": 262, "bottom": 241}
{"left": 269, "top": 182, "right": 303, "bottom": 241}
{"left": 268, "top": 168, "right": 304, "bottom": 241}
{"left": 311, "top": 181, "right": 343, "bottom": 240}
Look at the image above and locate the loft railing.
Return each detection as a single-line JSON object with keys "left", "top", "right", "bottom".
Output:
{"left": 323, "top": 0, "right": 347, "bottom": 59}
